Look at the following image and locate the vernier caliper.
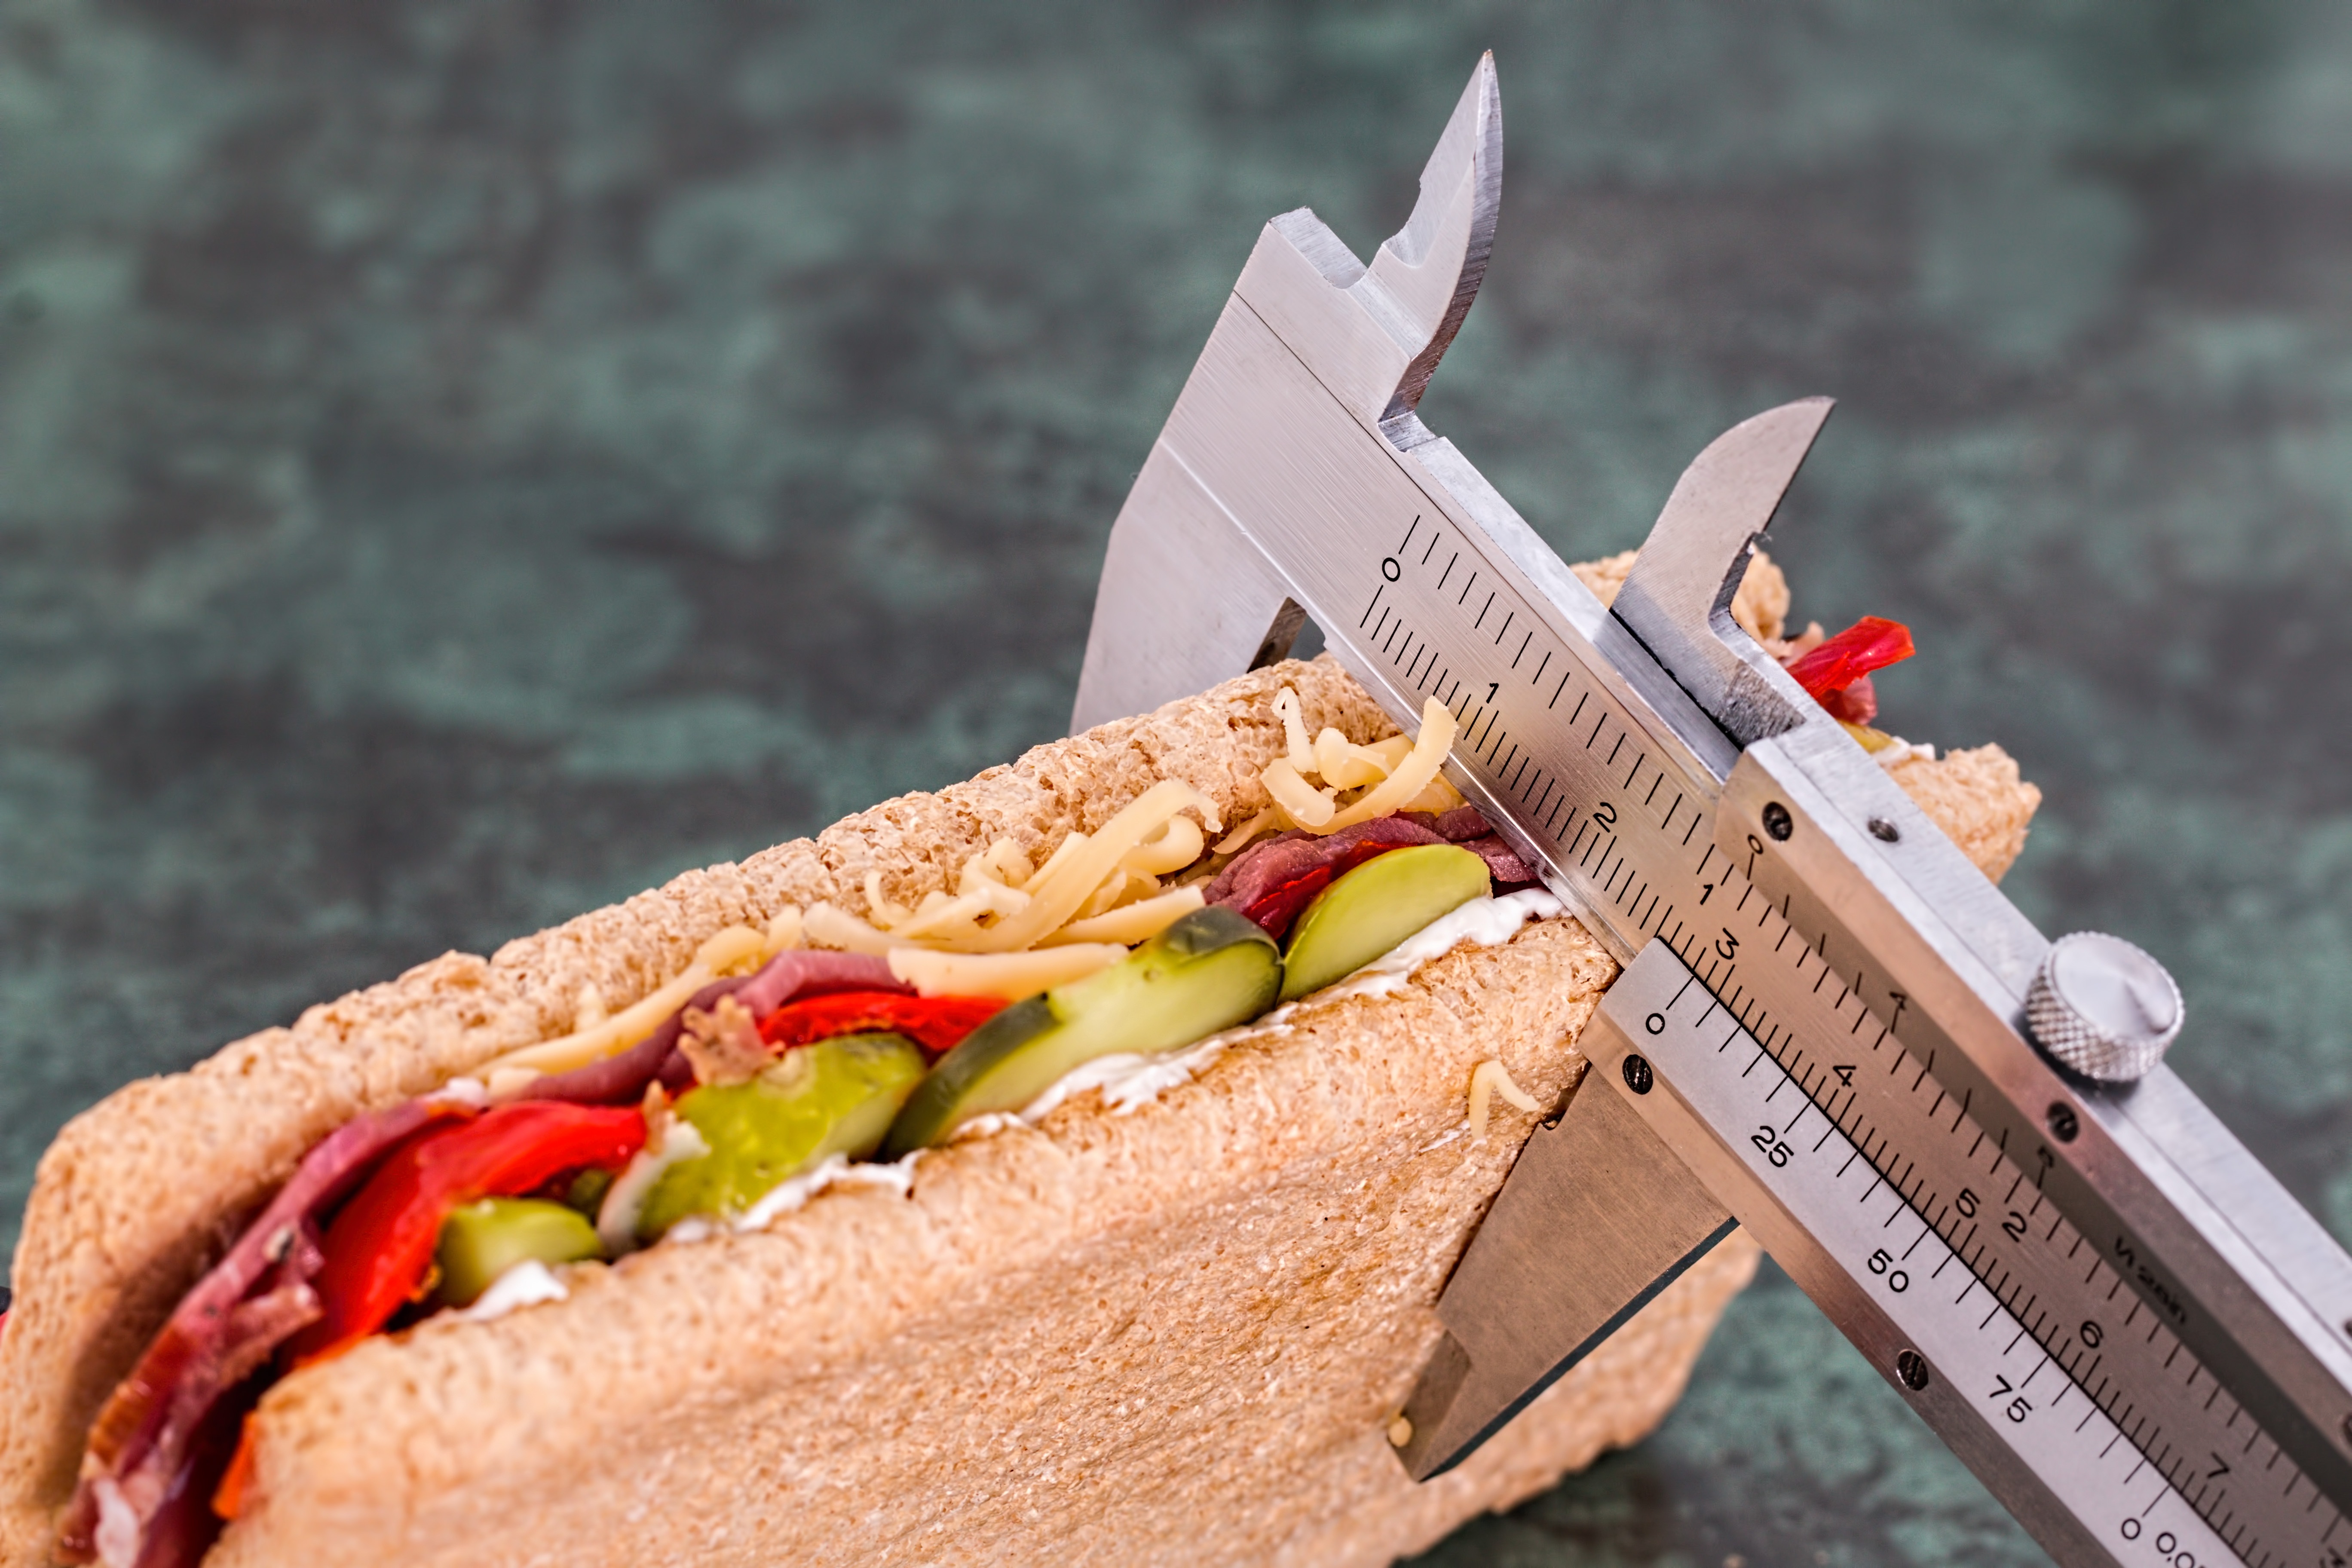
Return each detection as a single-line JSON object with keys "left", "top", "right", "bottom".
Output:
{"left": 1071, "top": 55, "right": 2352, "bottom": 1568}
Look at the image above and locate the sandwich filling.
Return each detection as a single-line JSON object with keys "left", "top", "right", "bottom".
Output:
{"left": 56, "top": 610, "right": 1916, "bottom": 1568}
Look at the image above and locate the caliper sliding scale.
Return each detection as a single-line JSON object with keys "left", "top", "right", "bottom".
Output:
{"left": 1071, "top": 56, "right": 2352, "bottom": 1568}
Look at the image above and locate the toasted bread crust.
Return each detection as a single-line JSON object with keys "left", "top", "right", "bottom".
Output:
{"left": 1887, "top": 743, "right": 2041, "bottom": 882}
{"left": 2, "top": 644, "right": 2040, "bottom": 1566}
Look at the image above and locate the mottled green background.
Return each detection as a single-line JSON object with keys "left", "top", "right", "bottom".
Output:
{"left": 5, "top": 3, "right": 2350, "bottom": 1563}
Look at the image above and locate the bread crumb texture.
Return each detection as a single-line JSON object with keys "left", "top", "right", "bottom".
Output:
{"left": 1, "top": 651, "right": 2035, "bottom": 1567}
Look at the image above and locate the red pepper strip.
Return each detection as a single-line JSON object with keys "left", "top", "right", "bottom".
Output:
{"left": 286, "top": 1102, "right": 644, "bottom": 1366}
{"left": 1237, "top": 836, "right": 1405, "bottom": 938}
{"left": 1783, "top": 616, "right": 1915, "bottom": 702}
{"left": 759, "top": 990, "right": 1005, "bottom": 1057}
{"left": 1241, "top": 865, "right": 1338, "bottom": 938}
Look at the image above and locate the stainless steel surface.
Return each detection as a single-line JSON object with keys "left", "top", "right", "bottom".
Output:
{"left": 1586, "top": 943, "right": 2256, "bottom": 1568}
{"left": 1606, "top": 398, "right": 1830, "bottom": 754}
{"left": 1715, "top": 739, "right": 2352, "bottom": 1525}
{"left": 1069, "top": 56, "right": 1501, "bottom": 732}
{"left": 2025, "top": 933, "right": 2186, "bottom": 1084}
{"left": 1067, "top": 52, "right": 2352, "bottom": 1568}
{"left": 1395, "top": 1070, "right": 1736, "bottom": 1481}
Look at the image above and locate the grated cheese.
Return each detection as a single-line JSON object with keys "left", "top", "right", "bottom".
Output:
{"left": 1212, "top": 806, "right": 1282, "bottom": 857}
{"left": 1261, "top": 757, "right": 1338, "bottom": 827}
{"left": 1313, "top": 726, "right": 1394, "bottom": 789}
{"left": 1040, "top": 885, "right": 1206, "bottom": 947}
{"left": 964, "top": 780, "right": 1219, "bottom": 952}
{"left": 960, "top": 836, "right": 1038, "bottom": 895}
{"left": 1467, "top": 1059, "right": 1540, "bottom": 1139}
{"left": 480, "top": 924, "right": 772, "bottom": 1079}
{"left": 1121, "top": 814, "right": 1204, "bottom": 877}
{"left": 802, "top": 902, "right": 899, "bottom": 955}
{"left": 1272, "top": 686, "right": 1316, "bottom": 772}
{"left": 1311, "top": 698, "right": 1456, "bottom": 834}
{"left": 887, "top": 942, "right": 1127, "bottom": 1000}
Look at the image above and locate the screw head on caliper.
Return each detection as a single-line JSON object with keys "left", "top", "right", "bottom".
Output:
{"left": 1895, "top": 1349, "right": 1931, "bottom": 1391}
{"left": 1761, "top": 801, "right": 1793, "bottom": 841}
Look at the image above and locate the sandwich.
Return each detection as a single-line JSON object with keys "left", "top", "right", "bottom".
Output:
{"left": 0, "top": 551, "right": 2040, "bottom": 1568}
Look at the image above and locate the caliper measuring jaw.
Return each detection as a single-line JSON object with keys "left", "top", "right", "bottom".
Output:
{"left": 1068, "top": 52, "right": 2352, "bottom": 1568}
{"left": 1069, "top": 55, "right": 1501, "bottom": 731}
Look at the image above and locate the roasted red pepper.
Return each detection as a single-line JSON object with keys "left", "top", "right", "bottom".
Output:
{"left": 1783, "top": 615, "right": 1915, "bottom": 725}
{"left": 758, "top": 990, "right": 1004, "bottom": 1057}
{"left": 286, "top": 1101, "right": 644, "bottom": 1366}
{"left": 1236, "top": 837, "right": 1406, "bottom": 937}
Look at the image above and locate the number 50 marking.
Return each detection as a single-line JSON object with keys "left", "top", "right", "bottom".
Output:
{"left": 1868, "top": 1246, "right": 1911, "bottom": 1292}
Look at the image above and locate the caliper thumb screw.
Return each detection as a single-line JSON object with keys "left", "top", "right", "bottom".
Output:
{"left": 2025, "top": 932, "right": 2184, "bottom": 1084}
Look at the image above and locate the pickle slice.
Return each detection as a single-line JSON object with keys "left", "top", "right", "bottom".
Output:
{"left": 1277, "top": 842, "right": 1490, "bottom": 1001}
{"left": 435, "top": 1197, "right": 604, "bottom": 1308}
{"left": 636, "top": 1031, "right": 927, "bottom": 1240}
{"left": 883, "top": 906, "right": 1280, "bottom": 1153}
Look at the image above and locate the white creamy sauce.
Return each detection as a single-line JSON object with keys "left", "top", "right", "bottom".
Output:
{"left": 947, "top": 1112, "right": 1027, "bottom": 1143}
{"left": 1012, "top": 889, "right": 1565, "bottom": 1124}
{"left": 629, "top": 890, "right": 1570, "bottom": 1247}
{"left": 1310, "top": 888, "right": 1564, "bottom": 1005}
{"left": 665, "top": 1151, "right": 923, "bottom": 1242}
{"left": 1017, "top": 1020, "right": 1295, "bottom": 1122}
{"left": 597, "top": 1122, "right": 711, "bottom": 1254}
{"left": 734, "top": 1151, "right": 918, "bottom": 1231}
{"left": 450, "top": 1259, "right": 569, "bottom": 1323}
{"left": 423, "top": 1075, "right": 490, "bottom": 1109}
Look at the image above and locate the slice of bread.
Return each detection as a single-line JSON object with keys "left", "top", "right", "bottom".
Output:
{"left": 3, "top": 609, "right": 2042, "bottom": 1566}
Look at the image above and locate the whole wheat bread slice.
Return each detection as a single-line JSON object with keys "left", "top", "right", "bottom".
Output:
{"left": 2, "top": 577, "right": 2040, "bottom": 1566}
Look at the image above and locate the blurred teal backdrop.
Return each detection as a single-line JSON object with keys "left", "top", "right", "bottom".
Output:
{"left": 5, "top": 4, "right": 2351, "bottom": 1563}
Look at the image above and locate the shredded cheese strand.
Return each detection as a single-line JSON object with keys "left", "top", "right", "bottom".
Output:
{"left": 482, "top": 924, "right": 770, "bottom": 1078}
{"left": 1273, "top": 686, "right": 1315, "bottom": 772}
{"left": 958, "top": 779, "right": 1220, "bottom": 952}
{"left": 864, "top": 872, "right": 911, "bottom": 928}
{"left": 1025, "top": 830, "right": 1090, "bottom": 892}
{"left": 1212, "top": 806, "right": 1282, "bottom": 857}
{"left": 960, "top": 836, "right": 1036, "bottom": 894}
{"left": 802, "top": 902, "right": 900, "bottom": 954}
{"left": 1313, "top": 727, "right": 1393, "bottom": 789}
{"left": 1262, "top": 758, "right": 1337, "bottom": 827}
{"left": 888, "top": 943, "right": 1127, "bottom": 1000}
{"left": 1467, "top": 1059, "right": 1540, "bottom": 1139}
{"left": 1039, "top": 885, "right": 1206, "bottom": 947}
{"left": 1310, "top": 698, "right": 1456, "bottom": 834}
{"left": 1121, "top": 815, "right": 1204, "bottom": 878}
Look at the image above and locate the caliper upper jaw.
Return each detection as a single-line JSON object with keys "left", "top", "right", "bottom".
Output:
{"left": 1069, "top": 55, "right": 1503, "bottom": 733}
{"left": 1608, "top": 398, "right": 1835, "bottom": 760}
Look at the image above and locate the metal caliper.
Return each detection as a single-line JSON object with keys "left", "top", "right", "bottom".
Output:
{"left": 1071, "top": 54, "right": 2352, "bottom": 1568}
